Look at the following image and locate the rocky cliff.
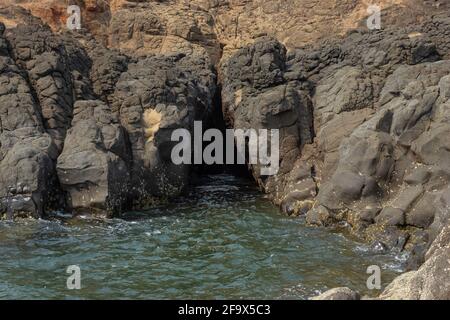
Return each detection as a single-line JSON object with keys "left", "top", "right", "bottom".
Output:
{"left": 0, "top": 0, "right": 449, "bottom": 299}
{"left": 2, "top": 0, "right": 447, "bottom": 63}
{"left": 0, "top": 6, "right": 217, "bottom": 216}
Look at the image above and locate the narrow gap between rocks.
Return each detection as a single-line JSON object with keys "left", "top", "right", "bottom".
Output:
{"left": 193, "top": 80, "right": 253, "bottom": 182}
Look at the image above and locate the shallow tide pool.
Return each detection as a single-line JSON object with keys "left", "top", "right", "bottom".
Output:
{"left": 0, "top": 174, "right": 406, "bottom": 299}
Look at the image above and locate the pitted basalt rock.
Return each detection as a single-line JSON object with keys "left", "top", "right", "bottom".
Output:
{"left": 5, "top": 23, "right": 77, "bottom": 152}
{"left": 112, "top": 53, "right": 217, "bottom": 206}
{"left": 1, "top": 0, "right": 450, "bottom": 301}
{"left": 0, "top": 31, "right": 61, "bottom": 217}
{"left": 57, "top": 100, "right": 130, "bottom": 215}
{"left": 220, "top": 14, "right": 450, "bottom": 263}
{"left": 379, "top": 225, "right": 450, "bottom": 300}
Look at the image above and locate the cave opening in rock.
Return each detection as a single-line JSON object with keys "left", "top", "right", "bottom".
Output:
{"left": 194, "top": 83, "right": 252, "bottom": 181}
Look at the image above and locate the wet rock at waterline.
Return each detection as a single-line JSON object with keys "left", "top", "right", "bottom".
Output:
{"left": 378, "top": 225, "right": 450, "bottom": 300}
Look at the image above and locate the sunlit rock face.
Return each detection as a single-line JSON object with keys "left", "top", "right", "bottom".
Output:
{"left": 4, "top": 0, "right": 447, "bottom": 64}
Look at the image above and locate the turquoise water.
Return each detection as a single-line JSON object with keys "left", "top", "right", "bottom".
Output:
{"left": 0, "top": 174, "right": 405, "bottom": 299}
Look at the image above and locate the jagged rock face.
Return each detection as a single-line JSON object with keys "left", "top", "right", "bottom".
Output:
{"left": 0, "top": 10, "right": 217, "bottom": 216}
{"left": 109, "top": 1, "right": 221, "bottom": 63}
{"left": 311, "top": 287, "right": 361, "bottom": 300}
{"left": 0, "top": 0, "right": 447, "bottom": 238}
{"left": 0, "top": 0, "right": 449, "bottom": 300}
{"left": 6, "top": 24, "right": 76, "bottom": 152}
{"left": 219, "top": 14, "right": 450, "bottom": 262}
{"left": 56, "top": 100, "right": 130, "bottom": 214}
{"left": 220, "top": 37, "right": 315, "bottom": 210}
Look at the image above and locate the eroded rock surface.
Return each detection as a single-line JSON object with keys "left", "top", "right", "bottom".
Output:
{"left": 220, "top": 14, "right": 450, "bottom": 260}
{"left": 0, "top": 9, "right": 217, "bottom": 216}
{"left": 0, "top": 24, "right": 60, "bottom": 217}
{"left": 220, "top": 10, "right": 450, "bottom": 300}
{"left": 4, "top": 0, "right": 450, "bottom": 64}
{"left": 311, "top": 287, "right": 361, "bottom": 300}
{"left": 111, "top": 53, "right": 216, "bottom": 206}
{"left": 57, "top": 100, "right": 130, "bottom": 214}
{"left": 379, "top": 224, "right": 450, "bottom": 300}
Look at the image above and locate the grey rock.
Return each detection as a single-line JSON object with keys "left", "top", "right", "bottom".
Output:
{"left": 379, "top": 225, "right": 450, "bottom": 300}
{"left": 406, "top": 193, "right": 436, "bottom": 228}
{"left": 370, "top": 241, "right": 389, "bottom": 253}
{"left": 6, "top": 24, "right": 78, "bottom": 152}
{"left": 311, "top": 287, "right": 361, "bottom": 300}
{"left": 305, "top": 205, "right": 334, "bottom": 227}
{"left": 57, "top": 100, "right": 130, "bottom": 215}
{"left": 365, "top": 226, "right": 410, "bottom": 251}
{"left": 428, "top": 186, "right": 450, "bottom": 241}
{"left": 0, "top": 32, "right": 61, "bottom": 217}
{"left": 375, "top": 207, "right": 405, "bottom": 226}
{"left": 112, "top": 53, "right": 217, "bottom": 205}
{"left": 1, "top": 14, "right": 219, "bottom": 216}
{"left": 314, "top": 66, "right": 374, "bottom": 125}
{"left": 404, "top": 167, "right": 431, "bottom": 185}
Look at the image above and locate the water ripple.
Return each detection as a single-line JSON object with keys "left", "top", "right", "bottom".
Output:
{"left": 0, "top": 174, "right": 404, "bottom": 299}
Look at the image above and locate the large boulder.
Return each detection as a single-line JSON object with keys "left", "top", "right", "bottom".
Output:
{"left": 219, "top": 13, "right": 450, "bottom": 267}
{"left": 57, "top": 100, "right": 130, "bottom": 215}
{"left": 112, "top": 53, "right": 217, "bottom": 206}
